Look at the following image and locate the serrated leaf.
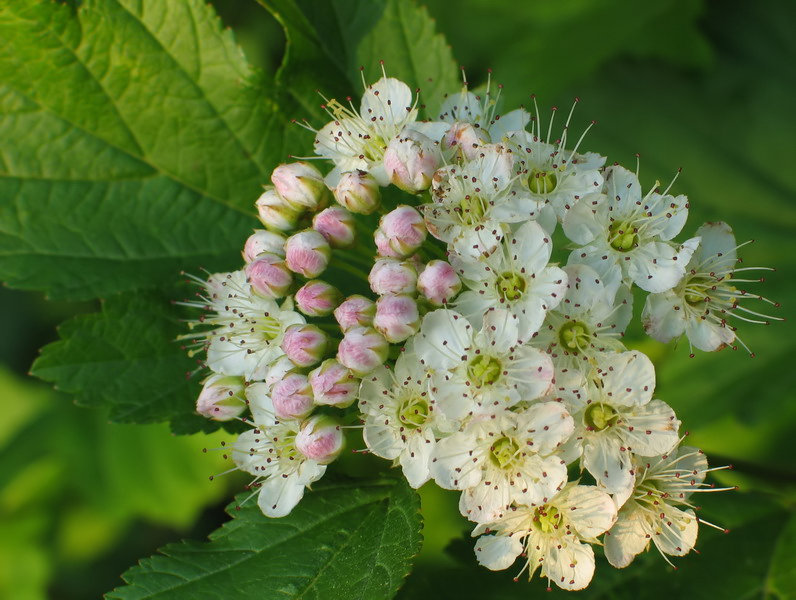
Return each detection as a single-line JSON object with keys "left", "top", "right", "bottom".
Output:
{"left": 108, "top": 477, "right": 422, "bottom": 600}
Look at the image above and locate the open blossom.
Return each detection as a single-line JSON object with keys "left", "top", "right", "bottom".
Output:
{"left": 473, "top": 483, "right": 616, "bottom": 591}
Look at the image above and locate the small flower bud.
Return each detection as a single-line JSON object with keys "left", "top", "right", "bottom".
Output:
{"left": 295, "top": 414, "right": 344, "bottom": 464}
{"left": 285, "top": 229, "right": 331, "bottom": 278}
{"left": 280, "top": 323, "right": 328, "bottom": 368}
{"left": 196, "top": 374, "right": 246, "bottom": 421}
{"left": 295, "top": 279, "right": 342, "bottom": 317}
{"left": 377, "top": 205, "right": 427, "bottom": 257}
{"left": 441, "top": 122, "right": 490, "bottom": 162}
{"left": 369, "top": 258, "right": 417, "bottom": 295}
{"left": 256, "top": 188, "right": 303, "bottom": 232}
{"left": 245, "top": 253, "right": 293, "bottom": 298}
{"left": 271, "top": 373, "right": 315, "bottom": 420}
{"left": 373, "top": 294, "right": 420, "bottom": 343}
{"left": 334, "top": 170, "right": 381, "bottom": 215}
{"left": 383, "top": 130, "right": 439, "bottom": 193}
{"left": 337, "top": 326, "right": 389, "bottom": 376}
{"left": 309, "top": 359, "right": 359, "bottom": 407}
{"left": 417, "top": 259, "right": 462, "bottom": 305}
{"left": 271, "top": 161, "right": 329, "bottom": 211}
{"left": 373, "top": 228, "right": 402, "bottom": 258}
{"left": 334, "top": 294, "right": 376, "bottom": 332}
{"left": 242, "top": 230, "right": 286, "bottom": 262}
{"left": 312, "top": 206, "right": 356, "bottom": 248}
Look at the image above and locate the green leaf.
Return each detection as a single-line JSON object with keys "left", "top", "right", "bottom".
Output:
{"left": 108, "top": 477, "right": 423, "bottom": 600}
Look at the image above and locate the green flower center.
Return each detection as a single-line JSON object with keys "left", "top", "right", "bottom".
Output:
{"left": 496, "top": 271, "right": 526, "bottom": 301}
{"left": 467, "top": 355, "right": 502, "bottom": 387}
{"left": 490, "top": 436, "right": 520, "bottom": 469}
{"left": 458, "top": 195, "right": 487, "bottom": 225}
{"left": 397, "top": 395, "right": 430, "bottom": 429}
{"left": 584, "top": 403, "right": 619, "bottom": 431}
{"left": 608, "top": 221, "right": 639, "bottom": 252}
{"left": 257, "top": 315, "right": 282, "bottom": 340}
{"left": 528, "top": 168, "right": 558, "bottom": 194}
{"left": 558, "top": 320, "right": 590, "bottom": 353}
{"left": 532, "top": 505, "right": 563, "bottom": 533}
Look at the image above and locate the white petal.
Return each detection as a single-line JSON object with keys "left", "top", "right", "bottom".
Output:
{"left": 453, "top": 223, "right": 503, "bottom": 259}
{"left": 489, "top": 108, "right": 531, "bottom": 139}
{"left": 622, "top": 399, "right": 680, "bottom": 456}
{"left": 557, "top": 484, "right": 617, "bottom": 538}
{"left": 431, "top": 372, "right": 475, "bottom": 420}
{"left": 603, "top": 165, "right": 642, "bottom": 215}
{"left": 598, "top": 350, "right": 655, "bottom": 407}
{"left": 399, "top": 432, "right": 434, "bottom": 488}
{"left": 510, "top": 345, "right": 555, "bottom": 400}
{"left": 479, "top": 308, "right": 521, "bottom": 352}
{"left": 685, "top": 315, "right": 735, "bottom": 352}
{"left": 562, "top": 192, "right": 603, "bottom": 245}
{"left": 646, "top": 193, "right": 689, "bottom": 241}
{"left": 429, "top": 432, "right": 482, "bottom": 489}
{"left": 582, "top": 435, "right": 634, "bottom": 495}
{"left": 654, "top": 507, "right": 698, "bottom": 557}
{"left": 546, "top": 540, "right": 595, "bottom": 591}
{"left": 360, "top": 77, "right": 413, "bottom": 123}
{"left": 245, "top": 383, "right": 278, "bottom": 427}
{"left": 512, "top": 221, "right": 553, "bottom": 274}
{"left": 363, "top": 419, "right": 402, "bottom": 460}
{"left": 257, "top": 473, "right": 306, "bottom": 518}
{"left": 474, "top": 534, "right": 523, "bottom": 571}
{"left": 642, "top": 291, "right": 687, "bottom": 343}
{"left": 692, "top": 221, "right": 737, "bottom": 274}
{"left": 627, "top": 240, "right": 693, "bottom": 294}
{"left": 604, "top": 504, "right": 652, "bottom": 568}
{"left": 460, "top": 476, "right": 512, "bottom": 523}
{"left": 415, "top": 309, "right": 471, "bottom": 370}
{"left": 521, "top": 401, "right": 575, "bottom": 454}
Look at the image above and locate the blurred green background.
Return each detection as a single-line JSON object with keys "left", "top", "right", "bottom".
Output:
{"left": 2, "top": 0, "right": 794, "bottom": 597}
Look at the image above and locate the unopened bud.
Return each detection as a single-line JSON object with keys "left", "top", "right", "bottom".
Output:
{"left": 312, "top": 206, "right": 356, "bottom": 248}
{"left": 295, "top": 279, "right": 342, "bottom": 317}
{"left": 280, "top": 323, "right": 328, "bottom": 368}
{"left": 417, "top": 260, "right": 461, "bottom": 305}
{"left": 196, "top": 374, "right": 246, "bottom": 421}
{"left": 242, "top": 230, "right": 286, "bottom": 262}
{"left": 376, "top": 205, "right": 427, "bottom": 257}
{"left": 295, "top": 414, "right": 344, "bottom": 464}
{"left": 285, "top": 229, "right": 331, "bottom": 278}
{"left": 383, "top": 130, "right": 439, "bottom": 193}
{"left": 373, "top": 294, "right": 420, "bottom": 343}
{"left": 337, "top": 326, "right": 389, "bottom": 376}
{"left": 334, "top": 170, "right": 381, "bottom": 215}
{"left": 441, "top": 122, "right": 491, "bottom": 162}
{"left": 369, "top": 258, "right": 417, "bottom": 296}
{"left": 334, "top": 294, "right": 376, "bottom": 331}
{"left": 309, "top": 359, "right": 360, "bottom": 407}
{"left": 271, "top": 161, "right": 329, "bottom": 211}
{"left": 256, "top": 188, "right": 302, "bottom": 232}
{"left": 271, "top": 373, "right": 315, "bottom": 420}
{"left": 245, "top": 253, "right": 293, "bottom": 298}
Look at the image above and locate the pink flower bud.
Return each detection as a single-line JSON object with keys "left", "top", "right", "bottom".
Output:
{"left": 295, "top": 414, "right": 344, "bottom": 464}
{"left": 196, "top": 374, "right": 246, "bottom": 421}
{"left": 337, "top": 326, "right": 389, "bottom": 376}
{"left": 377, "top": 205, "right": 427, "bottom": 257}
{"left": 441, "top": 122, "right": 490, "bottom": 162}
{"left": 271, "top": 373, "right": 315, "bottom": 420}
{"left": 295, "top": 279, "right": 342, "bottom": 317}
{"left": 334, "top": 170, "right": 381, "bottom": 215}
{"left": 373, "top": 294, "right": 420, "bottom": 343}
{"left": 256, "top": 188, "right": 302, "bottom": 232}
{"left": 271, "top": 161, "right": 329, "bottom": 211}
{"left": 242, "top": 230, "right": 286, "bottom": 263}
{"left": 312, "top": 206, "right": 356, "bottom": 248}
{"left": 383, "top": 130, "right": 439, "bottom": 193}
{"left": 280, "top": 323, "right": 328, "bottom": 368}
{"left": 285, "top": 229, "right": 331, "bottom": 278}
{"left": 374, "top": 228, "right": 402, "bottom": 258}
{"left": 369, "top": 258, "right": 417, "bottom": 296}
{"left": 334, "top": 295, "right": 376, "bottom": 332}
{"left": 309, "top": 359, "right": 359, "bottom": 407}
{"left": 417, "top": 259, "right": 462, "bottom": 305}
{"left": 245, "top": 253, "right": 293, "bottom": 298}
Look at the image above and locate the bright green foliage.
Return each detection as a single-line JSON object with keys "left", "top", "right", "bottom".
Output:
{"left": 108, "top": 477, "right": 422, "bottom": 600}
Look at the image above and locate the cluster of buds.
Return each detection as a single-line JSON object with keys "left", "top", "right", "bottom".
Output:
{"left": 183, "top": 72, "right": 778, "bottom": 589}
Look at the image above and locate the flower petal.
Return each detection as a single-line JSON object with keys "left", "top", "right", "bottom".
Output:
{"left": 474, "top": 534, "right": 523, "bottom": 571}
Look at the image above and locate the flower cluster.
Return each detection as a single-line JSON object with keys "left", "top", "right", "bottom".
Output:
{"left": 184, "top": 71, "right": 778, "bottom": 590}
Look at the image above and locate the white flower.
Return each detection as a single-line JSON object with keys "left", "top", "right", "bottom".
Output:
{"left": 472, "top": 483, "right": 617, "bottom": 590}
{"left": 452, "top": 220, "right": 568, "bottom": 337}
{"left": 423, "top": 144, "right": 536, "bottom": 258}
{"left": 642, "top": 221, "right": 779, "bottom": 354}
{"left": 415, "top": 308, "right": 554, "bottom": 419}
{"left": 563, "top": 165, "right": 698, "bottom": 295}
{"left": 430, "top": 402, "right": 574, "bottom": 523}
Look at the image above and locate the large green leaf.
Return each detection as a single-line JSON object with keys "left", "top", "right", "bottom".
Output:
{"left": 108, "top": 477, "right": 422, "bottom": 600}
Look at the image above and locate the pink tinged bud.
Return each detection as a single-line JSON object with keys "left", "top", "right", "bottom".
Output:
{"left": 256, "top": 188, "right": 303, "bottom": 232}
{"left": 417, "top": 260, "right": 462, "bottom": 306}
{"left": 271, "top": 373, "right": 315, "bottom": 420}
{"left": 441, "top": 122, "right": 491, "bottom": 162}
{"left": 312, "top": 206, "right": 356, "bottom": 248}
{"left": 309, "top": 359, "right": 359, "bottom": 407}
{"left": 245, "top": 253, "right": 293, "bottom": 298}
{"left": 271, "top": 161, "right": 329, "bottom": 211}
{"left": 373, "top": 294, "right": 420, "bottom": 343}
{"left": 242, "top": 230, "right": 286, "bottom": 263}
{"left": 383, "top": 130, "right": 439, "bottom": 193}
{"left": 280, "top": 323, "right": 328, "bottom": 368}
{"left": 377, "top": 205, "right": 427, "bottom": 257}
{"left": 334, "top": 170, "right": 381, "bottom": 215}
{"left": 295, "top": 414, "right": 344, "bottom": 464}
{"left": 374, "top": 228, "right": 402, "bottom": 258}
{"left": 334, "top": 294, "right": 376, "bottom": 332}
{"left": 196, "top": 374, "right": 246, "bottom": 421}
{"left": 285, "top": 229, "right": 331, "bottom": 278}
{"left": 369, "top": 258, "right": 417, "bottom": 296}
{"left": 295, "top": 279, "right": 343, "bottom": 317}
{"left": 337, "top": 326, "right": 389, "bottom": 376}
